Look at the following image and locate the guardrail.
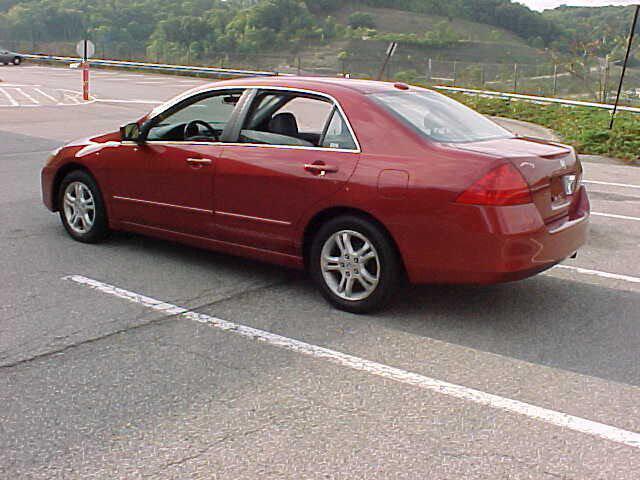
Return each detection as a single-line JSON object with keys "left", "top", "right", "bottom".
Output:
{"left": 20, "top": 54, "right": 640, "bottom": 114}
{"left": 21, "top": 54, "right": 280, "bottom": 78}
{"left": 434, "top": 86, "right": 640, "bottom": 114}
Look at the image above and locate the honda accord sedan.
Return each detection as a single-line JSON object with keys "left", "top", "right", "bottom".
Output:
{"left": 41, "top": 77, "right": 589, "bottom": 312}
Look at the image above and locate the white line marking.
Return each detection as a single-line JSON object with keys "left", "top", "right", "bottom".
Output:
{"left": 65, "top": 274, "right": 640, "bottom": 450}
{"left": 592, "top": 212, "right": 640, "bottom": 222}
{"left": 555, "top": 265, "right": 640, "bottom": 284}
{"left": 94, "top": 99, "right": 163, "bottom": 104}
{"left": 585, "top": 180, "right": 640, "bottom": 190}
{"left": 0, "top": 87, "right": 19, "bottom": 106}
{"left": 135, "top": 81, "right": 171, "bottom": 85}
{"left": 15, "top": 88, "right": 39, "bottom": 104}
{"left": 34, "top": 88, "right": 59, "bottom": 103}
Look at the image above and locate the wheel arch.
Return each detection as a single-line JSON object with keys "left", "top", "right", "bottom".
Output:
{"left": 51, "top": 162, "right": 97, "bottom": 211}
{"left": 302, "top": 206, "right": 407, "bottom": 277}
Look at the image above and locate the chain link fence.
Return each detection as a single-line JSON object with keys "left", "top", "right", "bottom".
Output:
{"left": 5, "top": 39, "right": 639, "bottom": 107}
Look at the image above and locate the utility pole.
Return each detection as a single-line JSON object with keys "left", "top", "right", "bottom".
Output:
{"left": 610, "top": 4, "right": 639, "bottom": 130}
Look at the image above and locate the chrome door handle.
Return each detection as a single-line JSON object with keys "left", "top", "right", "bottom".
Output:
{"left": 304, "top": 163, "right": 338, "bottom": 176}
{"left": 186, "top": 158, "right": 212, "bottom": 165}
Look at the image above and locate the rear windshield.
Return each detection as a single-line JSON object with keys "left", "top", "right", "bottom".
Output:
{"left": 371, "top": 90, "right": 513, "bottom": 143}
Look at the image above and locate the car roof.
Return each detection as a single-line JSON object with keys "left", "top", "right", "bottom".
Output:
{"left": 192, "top": 76, "right": 417, "bottom": 96}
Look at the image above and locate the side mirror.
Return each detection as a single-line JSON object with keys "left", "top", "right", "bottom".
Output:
{"left": 120, "top": 122, "right": 143, "bottom": 143}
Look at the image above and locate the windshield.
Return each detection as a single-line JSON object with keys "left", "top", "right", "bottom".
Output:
{"left": 371, "top": 90, "right": 513, "bottom": 143}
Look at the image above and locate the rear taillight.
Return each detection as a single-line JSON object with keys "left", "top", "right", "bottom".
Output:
{"left": 456, "top": 163, "right": 532, "bottom": 206}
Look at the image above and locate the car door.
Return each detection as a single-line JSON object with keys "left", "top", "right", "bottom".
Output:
{"left": 213, "top": 88, "right": 360, "bottom": 254}
{"left": 106, "top": 89, "right": 246, "bottom": 237}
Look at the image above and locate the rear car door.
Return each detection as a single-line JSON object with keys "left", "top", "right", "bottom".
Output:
{"left": 106, "top": 89, "right": 245, "bottom": 237}
{"left": 213, "top": 88, "right": 360, "bottom": 254}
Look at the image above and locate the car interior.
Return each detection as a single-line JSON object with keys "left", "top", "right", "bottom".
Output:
{"left": 146, "top": 90, "right": 357, "bottom": 150}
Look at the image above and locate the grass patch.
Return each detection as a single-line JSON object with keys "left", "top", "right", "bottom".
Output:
{"left": 446, "top": 93, "right": 640, "bottom": 163}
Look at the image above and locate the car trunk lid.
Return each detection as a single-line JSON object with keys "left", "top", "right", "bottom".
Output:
{"left": 456, "top": 137, "right": 582, "bottom": 223}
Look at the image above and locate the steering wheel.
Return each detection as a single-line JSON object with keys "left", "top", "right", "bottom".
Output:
{"left": 184, "top": 120, "right": 217, "bottom": 141}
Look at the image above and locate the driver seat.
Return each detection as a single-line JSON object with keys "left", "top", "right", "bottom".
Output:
{"left": 268, "top": 113, "right": 299, "bottom": 138}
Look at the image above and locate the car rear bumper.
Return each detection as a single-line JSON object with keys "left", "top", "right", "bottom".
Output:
{"left": 404, "top": 186, "right": 590, "bottom": 285}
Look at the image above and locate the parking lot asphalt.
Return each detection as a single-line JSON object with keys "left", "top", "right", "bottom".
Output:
{"left": 1, "top": 63, "right": 640, "bottom": 479}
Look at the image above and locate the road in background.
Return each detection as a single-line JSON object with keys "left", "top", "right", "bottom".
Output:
{"left": 2, "top": 64, "right": 640, "bottom": 479}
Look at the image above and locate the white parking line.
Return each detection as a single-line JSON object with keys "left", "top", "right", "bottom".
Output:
{"left": 135, "top": 81, "right": 170, "bottom": 85}
{"left": 0, "top": 87, "right": 18, "bottom": 106}
{"left": 15, "top": 88, "right": 39, "bottom": 104}
{"left": 585, "top": 180, "right": 640, "bottom": 190}
{"left": 592, "top": 212, "right": 640, "bottom": 222}
{"left": 555, "top": 265, "right": 640, "bottom": 284}
{"left": 94, "top": 98, "right": 163, "bottom": 104}
{"left": 66, "top": 274, "right": 640, "bottom": 450}
{"left": 34, "top": 88, "right": 59, "bottom": 103}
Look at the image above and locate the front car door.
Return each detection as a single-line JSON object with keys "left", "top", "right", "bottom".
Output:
{"left": 105, "top": 88, "right": 246, "bottom": 237}
{"left": 213, "top": 88, "right": 360, "bottom": 256}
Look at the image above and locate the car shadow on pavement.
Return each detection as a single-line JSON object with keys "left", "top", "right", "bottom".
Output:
{"left": 380, "top": 278, "right": 640, "bottom": 387}
{"left": 103, "top": 232, "right": 640, "bottom": 388}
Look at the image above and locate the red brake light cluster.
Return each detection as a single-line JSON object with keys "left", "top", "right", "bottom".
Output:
{"left": 456, "top": 163, "right": 532, "bottom": 206}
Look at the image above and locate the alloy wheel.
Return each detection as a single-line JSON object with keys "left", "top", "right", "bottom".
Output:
{"left": 62, "top": 181, "right": 96, "bottom": 235}
{"left": 320, "top": 229, "right": 380, "bottom": 301}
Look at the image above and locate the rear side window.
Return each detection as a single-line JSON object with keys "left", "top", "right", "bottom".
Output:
{"left": 371, "top": 90, "right": 513, "bottom": 143}
{"left": 321, "top": 109, "right": 357, "bottom": 150}
{"left": 239, "top": 90, "right": 358, "bottom": 150}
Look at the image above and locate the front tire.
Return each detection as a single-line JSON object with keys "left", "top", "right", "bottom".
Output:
{"left": 310, "top": 215, "right": 401, "bottom": 314}
{"left": 12, "top": 57, "right": 21, "bottom": 66}
{"left": 58, "top": 170, "right": 110, "bottom": 243}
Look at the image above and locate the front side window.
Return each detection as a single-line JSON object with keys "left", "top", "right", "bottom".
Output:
{"left": 371, "top": 90, "right": 513, "bottom": 143}
{"left": 146, "top": 90, "right": 244, "bottom": 142}
{"left": 239, "top": 90, "right": 357, "bottom": 150}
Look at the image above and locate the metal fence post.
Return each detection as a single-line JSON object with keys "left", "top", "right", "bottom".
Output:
{"left": 603, "top": 55, "right": 610, "bottom": 104}
{"left": 452, "top": 61, "right": 457, "bottom": 87}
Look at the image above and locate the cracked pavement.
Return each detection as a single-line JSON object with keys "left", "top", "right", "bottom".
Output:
{"left": 1, "top": 64, "right": 640, "bottom": 478}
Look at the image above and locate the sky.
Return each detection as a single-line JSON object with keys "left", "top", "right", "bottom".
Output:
{"left": 516, "top": 0, "right": 639, "bottom": 11}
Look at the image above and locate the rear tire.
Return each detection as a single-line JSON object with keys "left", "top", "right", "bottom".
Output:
{"left": 58, "top": 170, "right": 110, "bottom": 243}
{"left": 12, "top": 57, "right": 21, "bottom": 66}
{"left": 310, "top": 215, "right": 401, "bottom": 314}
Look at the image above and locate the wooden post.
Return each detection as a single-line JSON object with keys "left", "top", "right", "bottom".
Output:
{"left": 552, "top": 64, "right": 558, "bottom": 97}
{"left": 513, "top": 63, "right": 518, "bottom": 93}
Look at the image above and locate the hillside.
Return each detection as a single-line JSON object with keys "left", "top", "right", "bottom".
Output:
{"left": 543, "top": 5, "right": 640, "bottom": 61}
{"left": 0, "top": 0, "right": 635, "bottom": 79}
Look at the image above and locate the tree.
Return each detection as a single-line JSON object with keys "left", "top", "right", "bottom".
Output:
{"left": 348, "top": 12, "right": 376, "bottom": 30}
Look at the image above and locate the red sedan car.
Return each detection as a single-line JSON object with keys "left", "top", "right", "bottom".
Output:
{"left": 42, "top": 77, "right": 589, "bottom": 312}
